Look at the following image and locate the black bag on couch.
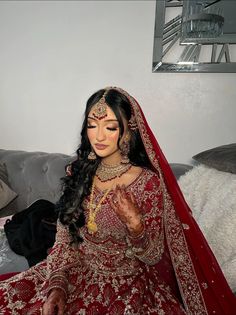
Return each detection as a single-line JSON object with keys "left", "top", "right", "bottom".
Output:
{"left": 4, "top": 199, "right": 58, "bottom": 267}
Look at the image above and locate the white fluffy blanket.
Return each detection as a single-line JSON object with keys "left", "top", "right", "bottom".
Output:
{"left": 178, "top": 164, "right": 236, "bottom": 292}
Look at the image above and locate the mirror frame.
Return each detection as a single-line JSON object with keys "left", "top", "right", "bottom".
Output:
{"left": 152, "top": 0, "right": 236, "bottom": 73}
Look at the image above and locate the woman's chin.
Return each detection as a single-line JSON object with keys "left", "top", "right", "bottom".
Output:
{"left": 95, "top": 152, "right": 121, "bottom": 162}
{"left": 94, "top": 150, "right": 107, "bottom": 157}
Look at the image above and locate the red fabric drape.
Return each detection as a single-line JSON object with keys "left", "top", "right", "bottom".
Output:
{"left": 113, "top": 87, "right": 236, "bottom": 314}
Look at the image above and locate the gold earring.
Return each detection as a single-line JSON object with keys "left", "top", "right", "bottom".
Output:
{"left": 120, "top": 137, "right": 130, "bottom": 164}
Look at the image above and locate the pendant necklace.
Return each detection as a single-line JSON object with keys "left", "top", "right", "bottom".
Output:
{"left": 87, "top": 161, "right": 132, "bottom": 234}
{"left": 87, "top": 179, "right": 113, "bottom": 234}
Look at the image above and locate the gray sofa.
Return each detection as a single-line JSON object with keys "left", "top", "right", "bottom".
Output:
{"left": 0, "top": 149, "right": 74, "bottom": 217}
{"left": 0, "top": 149, "right": 192, "bottom": 217}
{"left": 0, "top": 149, "right": 73, "bottom": 274}
{"left": 0, "top": 148, "right": 192, "bottom": 274}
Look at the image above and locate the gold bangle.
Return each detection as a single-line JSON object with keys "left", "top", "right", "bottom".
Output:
{"left": 47, "top": 285, "right": 67, "bottom": 299}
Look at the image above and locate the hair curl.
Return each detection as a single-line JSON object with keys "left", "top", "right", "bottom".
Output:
{"left": 57, "top": 88, "right": 152, "bottom": 242}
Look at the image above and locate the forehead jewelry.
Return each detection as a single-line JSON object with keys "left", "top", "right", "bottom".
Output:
{"left": 92, "top": 90, "right": 109, "bottom": 120}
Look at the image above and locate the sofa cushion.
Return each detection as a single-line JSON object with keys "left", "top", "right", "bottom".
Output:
{"left": 170, "top": 163, "right": 193, "bottom": 179}
{"left": 0, "top": 149, "right": 74, "bottom": 216}
{"left": 0, "top": 179, "right": 17, "bottom": 210}
{"left": 192, "top": 143, "right": 236, "bottom": 174}
{"left": 0, "top": 163, "right": 17, "bottom": 210}
{"left": 0, "top": 163, "right": 9, "bottom": 186}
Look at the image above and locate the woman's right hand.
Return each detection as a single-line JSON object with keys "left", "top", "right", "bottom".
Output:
{"left": 111, "top": 185, "right": 143, "bottom": 236}
{"left": 42, "top": 288, "right": 66, "bottom": 315}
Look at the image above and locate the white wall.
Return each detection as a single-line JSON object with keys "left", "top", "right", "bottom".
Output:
{"left": 0, "top": 0, "right": 235, "bottom": 164}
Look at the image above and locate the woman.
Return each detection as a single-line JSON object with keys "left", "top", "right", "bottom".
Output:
{"left": 0, "top": 87, "right": 235, "bottom": 315}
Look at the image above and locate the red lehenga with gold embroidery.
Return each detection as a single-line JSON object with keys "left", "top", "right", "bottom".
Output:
{"left": 0, "top": 87, "right": 235, "bottom": 315}
{"left": 0, "top": 170, "right": 186, "bottom": 315}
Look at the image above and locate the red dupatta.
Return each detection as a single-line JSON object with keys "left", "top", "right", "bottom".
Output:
{"left": 112, "top": 87, "right": 236, "bottom": 315}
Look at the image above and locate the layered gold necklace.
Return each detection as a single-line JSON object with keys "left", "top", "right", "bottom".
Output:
{"left": 87, "top": 161, "right": 131, "bottom": 234}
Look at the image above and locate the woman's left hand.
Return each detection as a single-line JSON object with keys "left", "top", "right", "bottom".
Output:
{"left": 111, "top": 185, "right": 144, "bottom": 236}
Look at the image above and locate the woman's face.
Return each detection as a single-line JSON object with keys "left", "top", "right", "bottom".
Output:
{"left": 87, "top": 105, "right": 128, "bottom": 163}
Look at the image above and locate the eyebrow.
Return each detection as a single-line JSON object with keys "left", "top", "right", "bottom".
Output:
{"left": 88, "top": 116, "right": 119, "bottom": 122}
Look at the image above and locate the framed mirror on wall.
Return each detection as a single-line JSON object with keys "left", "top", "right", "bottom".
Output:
{"left": 153, "top": 0, "right": 236, "bottom": 72}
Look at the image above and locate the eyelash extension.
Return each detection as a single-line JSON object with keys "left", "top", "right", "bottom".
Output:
{"left": 87, "top": 125, "right": 118, "bottom": 131}
{"left": 107, "top": 127, "right": 118, "bottom": 131}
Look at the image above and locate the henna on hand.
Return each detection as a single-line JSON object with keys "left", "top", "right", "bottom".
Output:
{"left": 42, "top": 288, "right": 66, "bottom": 315}
{"left": 111, "top": 185, "right": 144, "bottom": 234}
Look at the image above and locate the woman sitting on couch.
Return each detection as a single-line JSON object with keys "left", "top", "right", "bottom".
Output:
{"left": 0, "top": 87, "right": 235, "bottom": 314}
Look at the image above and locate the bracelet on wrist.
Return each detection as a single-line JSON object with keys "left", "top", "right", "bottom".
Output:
{"left": 47, "top": 285, "right": 67, "bottom": 299}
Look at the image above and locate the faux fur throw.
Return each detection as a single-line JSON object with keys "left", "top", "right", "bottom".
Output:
{"left": 178, "top": 164, "right": 236, "bottom": 292}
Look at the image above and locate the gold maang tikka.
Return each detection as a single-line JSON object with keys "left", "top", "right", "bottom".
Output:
{"left": 92, "top": 90, "right": 109, "bottom": 120}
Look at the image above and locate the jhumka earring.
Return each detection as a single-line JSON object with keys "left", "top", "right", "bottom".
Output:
{"left": 120, "top": 137, "right": 130, "bottom": 164}
{"left": 88, "top": 149, "right": 96, "bottom": 160}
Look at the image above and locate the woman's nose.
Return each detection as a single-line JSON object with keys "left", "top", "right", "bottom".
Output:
{"left": 96, "top": 127, "right": 106, "bottom": 142}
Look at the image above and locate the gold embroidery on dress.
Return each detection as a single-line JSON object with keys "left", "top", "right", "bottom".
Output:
{"left": 122, "top": 91, "right": 208, "bottom": 315}
{"left": 0, "top": 169, "right": 187, "bottom": 314}
{"left": 163, "top": 185, "right": 208, "bottom": 314}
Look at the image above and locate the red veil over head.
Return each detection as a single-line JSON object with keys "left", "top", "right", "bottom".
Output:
{"left": 111, "top": 87, "right": 236, "bottom": 315}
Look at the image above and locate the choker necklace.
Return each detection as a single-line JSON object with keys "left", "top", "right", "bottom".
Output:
{"left": 96, "top": 161, "right": 132, "bottom": 182}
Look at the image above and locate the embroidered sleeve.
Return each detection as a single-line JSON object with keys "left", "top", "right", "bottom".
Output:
{"left": 46, "top": 220, "right": 79, "bottom": 297}
{"left": 126, "top": 173, "right": 164, "bottom": 265}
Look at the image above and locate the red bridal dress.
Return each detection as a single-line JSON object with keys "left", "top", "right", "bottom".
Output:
{"left": 0, "top": 87, "right": 235, "bottom": 314}
{"left": 0, "top": 169, "right": 187, "bottom": 314}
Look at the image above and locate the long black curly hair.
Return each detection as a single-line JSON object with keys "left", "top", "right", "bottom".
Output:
{"left": 57, "top": 88, "right": 152, "bottom": 243}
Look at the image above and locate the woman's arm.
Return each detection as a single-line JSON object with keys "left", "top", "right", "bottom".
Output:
{"left": 46, "top": 220, "right": 78, "bottom": 297}
{"left": 120, "top": 173, "right": 165, "bottom": 266}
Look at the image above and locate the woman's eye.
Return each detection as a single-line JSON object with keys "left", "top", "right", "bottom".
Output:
{"left": 107, "top": 127, "right": 118, "bottom": 131}
{"left": 87, "top": 125, "right": 96, "bottom": 129}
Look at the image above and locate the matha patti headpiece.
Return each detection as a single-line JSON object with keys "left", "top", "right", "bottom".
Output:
{"left": 92, "top": 90, "right": 109, "bottom": 120}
